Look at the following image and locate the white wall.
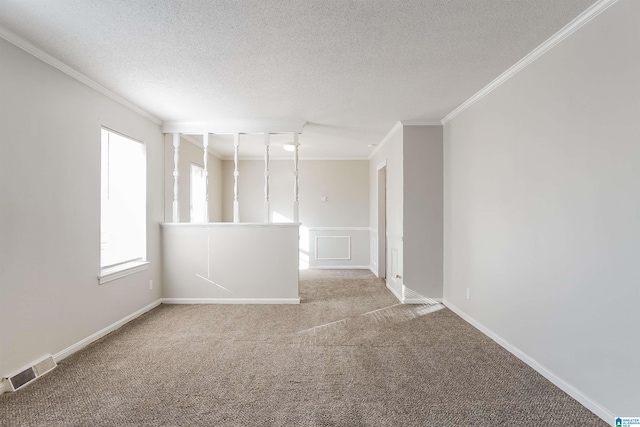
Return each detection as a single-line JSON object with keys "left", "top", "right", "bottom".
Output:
{"left": 162, "top": 223, "right": 299, "bottom": 302}
{"left": 163, "top": 137, "right": 222, "bottom": 223}
{"left": 369, "top": 124, "right": 444, "bottom": 302}
{"left": 0, "top": 38, "right": 163, "bottom": 376}
{"left": 403, "top": 125, "right": 443, "bottom": 300}
{"left": 444, "top": 0, "right": 639, "bottom": 418}
{"left": 221, "top": 159, "right": 291, "bottom": 223}
{"left": 222, "top": 159, "right": 370, "bottom": 268}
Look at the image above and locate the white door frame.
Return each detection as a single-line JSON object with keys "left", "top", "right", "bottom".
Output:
{"left": 376, "top": 160, "right": 387, "bottom": 280}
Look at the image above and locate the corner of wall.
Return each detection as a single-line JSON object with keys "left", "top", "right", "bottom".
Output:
{"left": 442, "top": 299, "right": 615, "bottom": 423}
{"left": 53, "top": 299, "right": 162, "bottom": 363}
{"left": 0, "top": 379, "right": 9, "bottom": 395}
{"left": 369, "top": 264, "right": 378, "bottom": 277}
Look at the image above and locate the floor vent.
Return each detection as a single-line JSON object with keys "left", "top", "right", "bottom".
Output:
{"left": 6, "top": 355, "right": 57, "bottom": 391}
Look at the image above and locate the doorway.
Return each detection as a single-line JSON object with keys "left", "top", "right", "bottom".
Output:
{"left": 377, "top": 163, "right": 386, "bottom": 280}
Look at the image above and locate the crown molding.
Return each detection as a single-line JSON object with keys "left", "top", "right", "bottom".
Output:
{"left": 368, "top": 119, "right": 442, "bottom": 159}
{"left": 0, "top": 25, "right": 162, "bottom": 126}
{"left": 400, "top": 119, "right": 441, "bottom": 126}
{"left": 441, "top": 0, "right": 619, "bottom": 125}
{"left": 368, "top": 121, "right": 402, "bottom": 159}
{"left": 161, "top": 120, "right": 307, "bottom": 135}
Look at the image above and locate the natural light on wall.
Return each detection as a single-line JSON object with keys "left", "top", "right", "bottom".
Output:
{"left": 100, "top": 128, "right": 146, "bottom": 270}
{"left": 273, "top": 211, "right": 308, "bottom": 270}
{"left": 190, "top": 163, "right": 206, "bottom": 223}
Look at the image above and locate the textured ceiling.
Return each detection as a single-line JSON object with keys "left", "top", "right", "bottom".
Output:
{"left": 0, "top": 0, "right": 596, "bottom": 158}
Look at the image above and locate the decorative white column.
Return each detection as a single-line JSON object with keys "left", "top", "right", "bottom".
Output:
{"left": 293, "top": 132, "right": 299, "bottom": 223}
{"left": 202, "top": 133, "right": 210, "bottom": 223}
{"left": 172, "top": 133, "right": 180, "bottom": 222}
{"left": 233, "top": 133, "right": 240, "bottom": 223}
{"left": 264, "top": 132, "right": 270, "bottom": 223}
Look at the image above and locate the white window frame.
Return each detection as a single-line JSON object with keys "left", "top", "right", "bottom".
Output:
{"left": 98, "top": 127, "right": 148, "bottom": 284}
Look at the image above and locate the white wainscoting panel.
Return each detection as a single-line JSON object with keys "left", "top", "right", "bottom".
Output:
{"left": 306, "top": 227, "right": 370, "bottom": 269}
{"left": 315, "top": 236, "right": 351, "bottom": 260}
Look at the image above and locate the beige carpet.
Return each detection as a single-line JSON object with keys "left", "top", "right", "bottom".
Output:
{"left": 0, "top": 270, "right": 606, "bottom": 426}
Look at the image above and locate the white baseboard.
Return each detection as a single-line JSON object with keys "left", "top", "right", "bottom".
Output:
{"left": 161, "top": 298, "right": 300, "bottom": 304}
{"left": 443, "top": 299, "right": 614, "bottom": 425}
{"left": 54, "top": 299, "right": 162, "bottom": 362}
{"left": 0, "top": 379, "right": 9, "bottom": 395}
{"left": 386, "top": 283, "right": 442, "bottom": 305}
{"left": 369, "top": 265, "right": 378, "bottom": 276}
{"left": 307, "top": 227, "right": 371, "bottom": 231}
{"left": 402, "top": 284, "right": 443, "bottom": 305}
{"left": 308, "top": 265, "right": 371, "bottom": 270}
{"left": 403, "top": 297, "right": 443, "bottom": 305}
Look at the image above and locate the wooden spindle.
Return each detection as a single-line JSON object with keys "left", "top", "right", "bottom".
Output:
{"left": 293, "top": 132, "right": 299, "bottom": 223}
{"left": 202, "top": 133, "right": 210, "bottom": 223}
{"left": 233, "top": 133, "right": 240, "bottom": 223}
{"left": 264, "top": 133, "right": 271, "bottom": 223}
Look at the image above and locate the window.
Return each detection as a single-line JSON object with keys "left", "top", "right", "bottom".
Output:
{"left": 190, "top": 163, "right": 207, "bottom": 223}
{"left": 99, "top": 128, "right": 147, "bottom": 283}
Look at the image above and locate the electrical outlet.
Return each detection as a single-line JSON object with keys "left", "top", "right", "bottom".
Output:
{"left": 149, "top": 280, "right": 153, "bottom": 291}
{"left": 466, "top": 288, "right": 471, "bottom": 300}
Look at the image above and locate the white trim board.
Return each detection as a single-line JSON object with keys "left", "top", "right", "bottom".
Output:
{"left": 441, "top": 0, "right": 618, "bottom": 124}
{"left": 402, "top": 285, "right": 443, "bottom": 305}
{"left": 161, "top": 222, "right": 300, "bottom": 228}
{"left": 289, "top": 157, "right": 369, "bottom": 161}
{"left": 386, "top": 233, "right": 403, "bottom": 241}
{"left": 98, "top": 261, "right": 149, "bottom": 285}
{"left": 401, "top": 298, "right": 442, "bottom": 304}
{"left": 386, "top": 283, "right": 442, "bottom": 305}
{"left": 2, "top": 300, "right": 160, "bottom": 395}
{"left": 400, "top": 120, "right": 441, "bottom": 126}
{"left": 0, "top": 25, "right": 162, "bottom": 126}
{"left": 180, "top": 134, "right": 224, "bottom": 160}
{"left": 309, "top": 265, "right": 371, "bottom": 270}
{"left": 221, "top": 156, "right": 370, "bottom": 161}
{"left": 54, "top": 300, "right": 161, "bottom": 362}
{"left": 161, "top": 298, "right": 300, "bottom": 304}
{"left": 161, "top": 120, "right": 306, "bottom": 135}
{"left": 402, "top": 297, "right": 443, "bottom": 305}
{"left": 308, "top": 227, "right": 370, "bottom": 231}
{"left": 369, "top": 122, "right": 402, "bottom": 159}
{"left": 370, "top": 121, "right": 441, "bottom": 159}
{"left": 443, "top": 299, "right": 614, "bottom": 424}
